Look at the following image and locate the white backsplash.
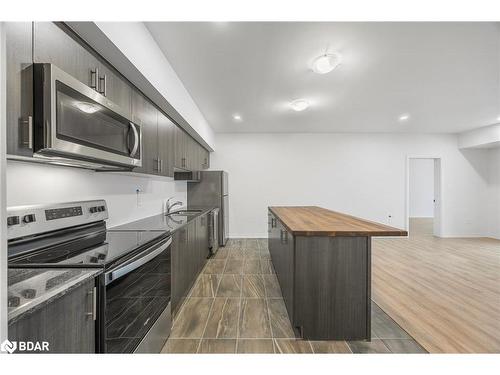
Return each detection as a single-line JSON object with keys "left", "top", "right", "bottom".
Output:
{"left": 6, "top": 160, "right": 187, "bottom": 228}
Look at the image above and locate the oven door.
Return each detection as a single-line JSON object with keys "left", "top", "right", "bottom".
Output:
{"left": 33, "top": 63, "right": 142, "bottom": 169}
{"left": 104, "top": 236, "right": 171, "bottom": 353}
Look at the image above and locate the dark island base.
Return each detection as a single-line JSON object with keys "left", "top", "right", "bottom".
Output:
{"left": 267, "top": 207, "right": 388, "bottom": 341}
{"left": 293, "top": 236, "right": 371, "bottom": 341}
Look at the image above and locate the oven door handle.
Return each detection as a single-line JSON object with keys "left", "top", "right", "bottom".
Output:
{"left": 129, "top": 122, "right": 139, "bottom": 158}
{"left": 105, "top": 236, "right": 171, "bottom": 286}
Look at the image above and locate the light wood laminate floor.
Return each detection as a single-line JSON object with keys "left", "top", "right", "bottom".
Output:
{"left": 372, "top": 218, "right": 500, "bottom": 353}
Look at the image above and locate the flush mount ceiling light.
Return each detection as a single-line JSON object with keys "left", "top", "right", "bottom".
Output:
{"left": 232, "top": 114, "right": 242, "bottom": 121}
{"left": 73, "top": 101, "right": 100, "bottom": 114}
{"left": 497, "top": 116, "right": 500, "bottom": 122}
{"left": 312, "top": 52, "right": 342, "bottom": 74}
{"left": 289, "top": 99, "right": 310, "bottom": 112}
{"left": 398, "top": 114, "right": 410, "bottom": 121}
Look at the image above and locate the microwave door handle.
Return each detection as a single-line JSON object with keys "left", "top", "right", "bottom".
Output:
{"left": 129, "top": 122, "right": 139, "bottom": 157}
{"left": 105, "top": 237, "right": 172, "bottom": 285}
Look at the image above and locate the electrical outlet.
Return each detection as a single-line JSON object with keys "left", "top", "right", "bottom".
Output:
{"left": 136, "top": 188, "right": 143, "bottom": 207}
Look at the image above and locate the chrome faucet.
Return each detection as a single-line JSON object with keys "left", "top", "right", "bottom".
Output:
{"left": 166, "top": 197, "right": 183, "bottom": 214}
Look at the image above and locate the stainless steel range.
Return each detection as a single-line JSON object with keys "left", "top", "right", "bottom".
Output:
{"left": 7, "top": 200, "right": 172, "bottom": 353}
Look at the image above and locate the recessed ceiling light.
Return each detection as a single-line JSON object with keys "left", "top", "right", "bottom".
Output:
{"left": 398, "top": 114, "right": 410, "bottom": 121}
{"left": 232, "top": 114, "right": 242, "bottom": 121}
{"left": 496, "top": 116, "right": 500, "bottom": 122}
{"left": 312, "top": 53, "right": 342, "bottom": 74}
{"left": 289, "top": 99, "right": 310, "bottom": 112}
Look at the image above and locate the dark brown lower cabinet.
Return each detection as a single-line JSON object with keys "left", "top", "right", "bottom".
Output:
{"left": 278, "top": 223, "right": 295, "bottom": 324}
{"left": 171, "top": 213, "right": 210, "bottom": 315}
{"left": 8, "top": 279, "right": 96, "bottom": 353}
{"left": 268, "top": 210, "right": 371, "bottom": 341}
{"left": 197, "top": 214, "right": 210, "bottom": 269}
{"left": 171, "top": 225, "right": 189, "bottom": 315}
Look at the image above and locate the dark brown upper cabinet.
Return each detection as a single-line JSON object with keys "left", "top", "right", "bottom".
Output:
{"left": 33, "top": 22, "right": 132, "bottom": 118}
{"left": 174, "top": 125, "right": 189, "bottom": 170}
{"left": 5, "top": 22, "right": 33, "bottom": 157}
{"left": 131, "top": 89, "right": 159, "bottom": 175}
{"left": 5, "top": 22, "right": 210, "bottom": 175}
{"left": 157, "top": 111, "right": 176, "bottom": 177}
{"left": 173, "top": 126, "right": 210, "bottom": 172}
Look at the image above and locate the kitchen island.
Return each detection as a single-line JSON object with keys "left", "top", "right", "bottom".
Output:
{"left": 268, "top": 206, "right": 407, "bottom": 341}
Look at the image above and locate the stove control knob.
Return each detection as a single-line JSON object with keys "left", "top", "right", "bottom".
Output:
{"left": 22, "top": 214, "right": 36, "bottom": 224}
{"left": 90, "top": 207, "right": 98, "bottom": 213}
{"left": 98, "top": 206, "right": 105, "bottom": 212}
{"left": 7, "top": 216, "right": 20, "bottom": 226}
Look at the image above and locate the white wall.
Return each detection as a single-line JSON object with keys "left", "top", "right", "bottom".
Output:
{"left": 458, "top": 124, "right": 500, "bottom": 149}
{"left": 487, "top": 148, "right": 500, "bottom": 239}
{"left": 409, "top": 159, "right": 434, "bottom": 218}
{"left": 211, "top": 133, "right": 491, "bottom": 238}
{"left": 6, "top": 161, "right": 187, "bottom": 229}
{"left": 95, "top": 22, "right": 215, "bottom": 149}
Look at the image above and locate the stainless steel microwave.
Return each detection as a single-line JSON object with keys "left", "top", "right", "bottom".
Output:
{"left": 32, "top": 63, "right": 142, "bottom": 170}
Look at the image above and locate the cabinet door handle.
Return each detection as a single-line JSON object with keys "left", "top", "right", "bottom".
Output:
{"left": 271, "top": 218, "right": 276, "bottom": 228}
{"left": 181, "top": 157, "right": 186, "bottom": 168}
{"left": 159, "top": 159, "right": 163, "bottom": 173}
{"left": 128, "top": 122, "right": 139, "bottom": 157}
{"left": 21, "top": 116, "right": 33, "bottom": 149}
{"left": 86, "top": 287, "right": 97, "bottom": 321}
{"left": 99, "top": 74, "right": 107, "bottom": 97}
{"left": 90, "top": 68, "right": 99, "bottom": 91}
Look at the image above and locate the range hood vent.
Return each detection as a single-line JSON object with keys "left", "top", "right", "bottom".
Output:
{"left": 174, "top": 170, "right": 201, "bottom": 182}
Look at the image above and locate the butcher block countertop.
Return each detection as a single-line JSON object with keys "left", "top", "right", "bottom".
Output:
{"left": 269, "top": 206, "right": 408, "bottom": 237}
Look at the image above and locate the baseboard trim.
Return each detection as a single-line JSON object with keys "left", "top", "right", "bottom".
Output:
{"left": 229, "top": 234, "right": 268, "bottom": 239}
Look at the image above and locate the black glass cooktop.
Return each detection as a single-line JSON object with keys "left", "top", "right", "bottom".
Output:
{"left": 109, "top": 213, "right": 188, "bottom": 232}
{"left": 9, "top": 225, "right": 167, "bottom": 269}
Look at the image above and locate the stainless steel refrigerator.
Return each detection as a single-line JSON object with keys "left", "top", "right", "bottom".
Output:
{"left": 187, "top": 171, "right": 228, "bottom": 246}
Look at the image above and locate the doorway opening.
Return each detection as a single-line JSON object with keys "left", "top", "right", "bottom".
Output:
{"left": 406, "top": 157, "right": 442, "bottom": 237}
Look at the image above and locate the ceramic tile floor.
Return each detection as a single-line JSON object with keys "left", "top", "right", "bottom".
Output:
{"left": 162, "top": 239, "right": 427, "bottom": 354}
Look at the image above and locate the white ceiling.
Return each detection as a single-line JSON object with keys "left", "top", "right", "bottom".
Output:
{"left": 146, "top": 22, "right": 500, "bottom": 134}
